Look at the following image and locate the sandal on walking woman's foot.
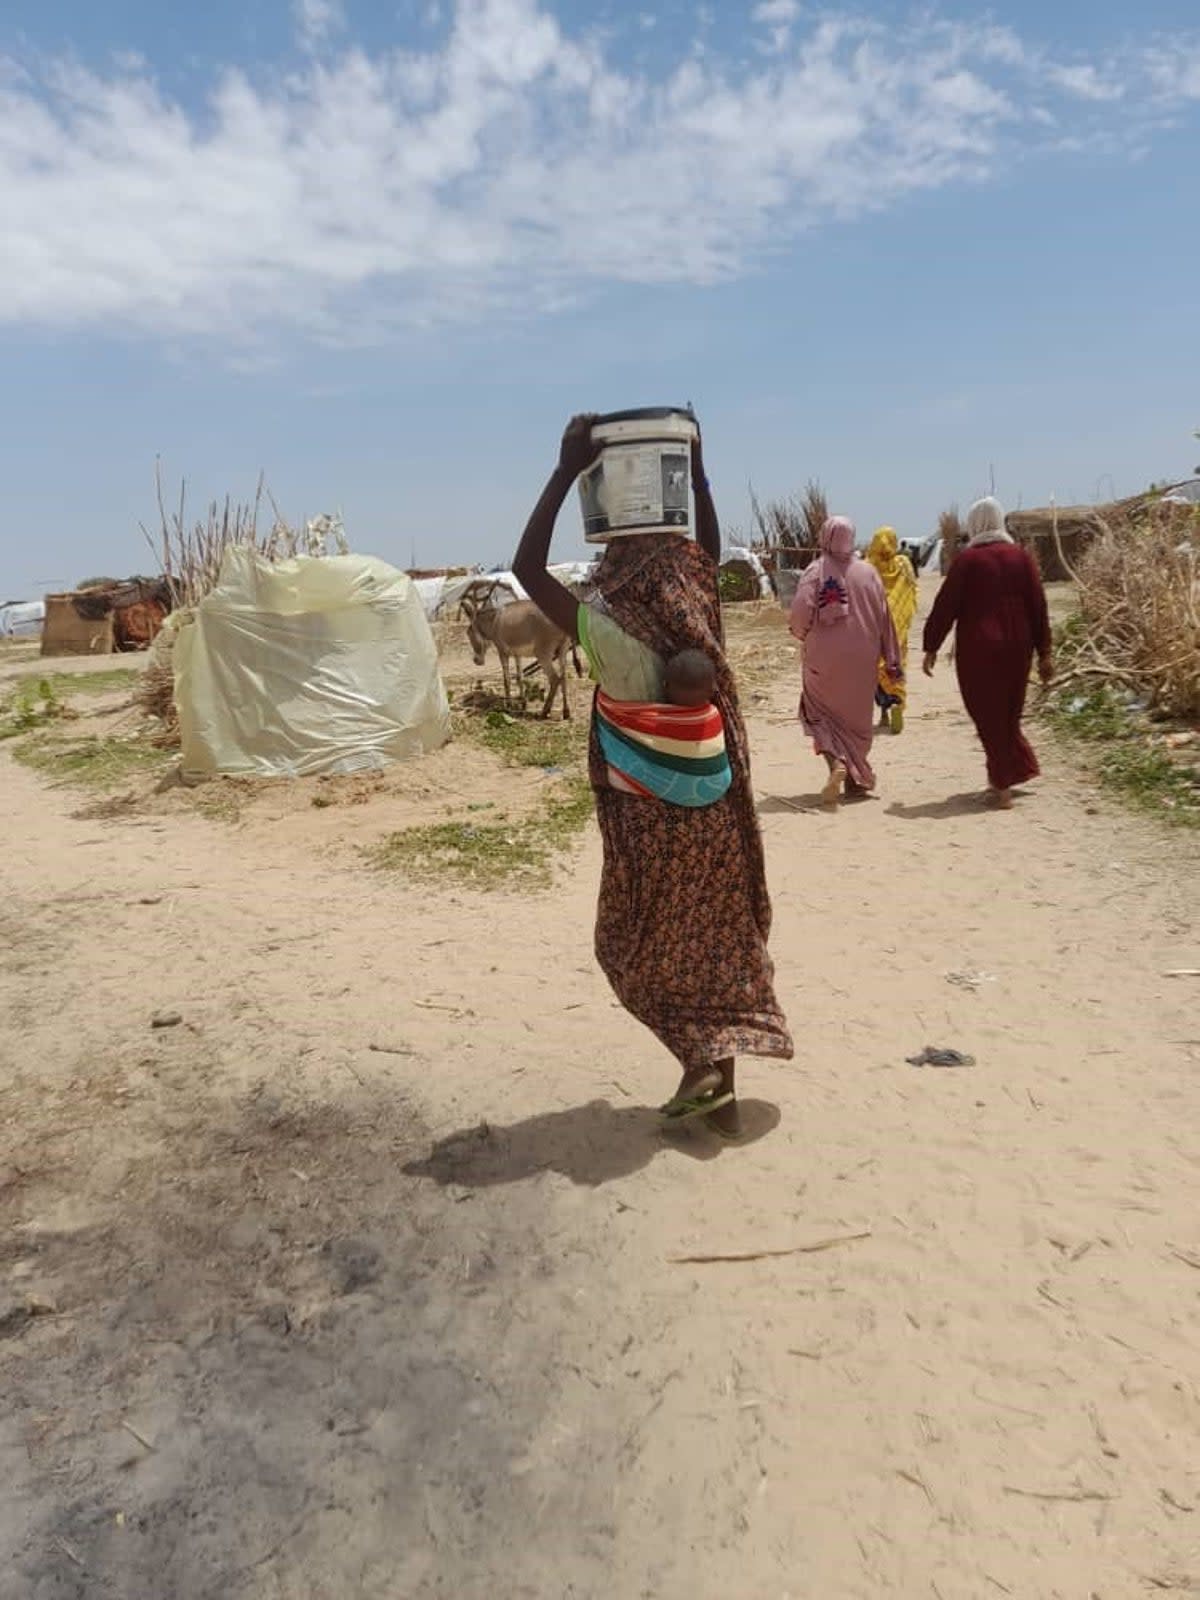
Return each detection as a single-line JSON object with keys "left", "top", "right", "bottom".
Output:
{"left": 821, "top": 761, "right": 846, "bottom": 808}
{"left": 660, "top": 1068, "right": 730, "bottom": 1123}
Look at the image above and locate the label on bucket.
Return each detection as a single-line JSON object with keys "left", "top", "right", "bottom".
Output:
{"left": 580, "top": 443, "right": 690, "bottom": 539}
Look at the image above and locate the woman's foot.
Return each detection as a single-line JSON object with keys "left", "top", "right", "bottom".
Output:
{"left": 889, "top": 704, "right": 904, "bottom": 735}
{"left": 821, "top": 761, "right": 846, "bottom": 808}
{"left": 661, "top": 1065, "right": 724, "bottom": 1118}
{"left": 703, "top": 1059, "right": 740, "bottom": 1138}
{"left": 986, "top": 786, "right": 1014, "bottom": 810}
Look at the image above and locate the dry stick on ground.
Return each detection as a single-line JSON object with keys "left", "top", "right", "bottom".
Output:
{"left": 668, "top": 1230, "right": 871, "bottom": 1265}
{"left": 52, "top": 1536, "right": 85, "bottom": 1571}
{"left": 1003, "top": 1485, "right": 1117, "bottom": 1503}
{"left": 1049, "top": 499, "right": 1085, "bottom": 588}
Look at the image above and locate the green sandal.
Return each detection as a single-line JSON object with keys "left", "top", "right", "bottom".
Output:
{"left": 660, "top": 1088, "right": 735, "bottom": 1123}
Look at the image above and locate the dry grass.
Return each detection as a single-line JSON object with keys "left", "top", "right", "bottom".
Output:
{"left": 1055, "top": 502, "right": 1200, "bottom": 720}
{"left": 938, "top": 505, "right": 965, "bottom": 570}
{"left": 135, "top": 466, "right": 349, "bottom": 732}
{"left": 141, "top": 464, "right": 347, "bottom": 612}
{"left": 749, "top": 479, "right": 828, "bottom": 561}
{"left": 134, "top": 621, "right": 180, "bottom": 736}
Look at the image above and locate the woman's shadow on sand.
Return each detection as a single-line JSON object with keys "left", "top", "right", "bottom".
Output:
{"left": 403, "top": 1099, "right": 782, "bottom": 1190}
{"left": 887, "top": 789, "right": 1032, "bottom": 821}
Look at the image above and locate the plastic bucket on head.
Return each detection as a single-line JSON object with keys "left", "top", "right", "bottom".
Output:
{"left": 579, "top": 407, "right": 699, "bottom": 544}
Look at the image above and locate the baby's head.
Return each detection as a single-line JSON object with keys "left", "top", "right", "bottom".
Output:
{"left": 663, "top": 649, "right": 716, "bottom": 708}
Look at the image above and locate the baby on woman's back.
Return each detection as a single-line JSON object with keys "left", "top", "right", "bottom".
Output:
{"left": 662, "top": 648, "right": 717, "bottom": 709}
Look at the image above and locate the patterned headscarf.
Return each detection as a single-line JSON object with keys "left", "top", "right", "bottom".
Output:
{"left": 812, "top": 515, "right": 856, "bottom": 625}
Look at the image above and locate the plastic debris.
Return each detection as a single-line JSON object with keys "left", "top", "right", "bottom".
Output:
{"left": 906, "top": 1047, "right": 976, "bottom": 1068}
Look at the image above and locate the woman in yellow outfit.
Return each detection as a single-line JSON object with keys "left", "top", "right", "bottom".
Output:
{"left": 866, "top": 527, "right": 919, "bottom": 733}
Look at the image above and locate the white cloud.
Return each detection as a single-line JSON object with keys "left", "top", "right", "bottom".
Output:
{"left": 752, "top": 0, "right": 800, "bottom": 56}
{"left": 295, "top": 0, "right": 346, "bottom": 52}
{"left": 1145, "top": 43, "right": 1200, "bottom": 101}
{"left": 1044, "top": 62, "right": 1124, "bottom": 102}
{"left": 752, "top": 0, "right": 800, "bottom": 23}
{"left": 0, "top": 1, "right": 1196, "bottom": 347}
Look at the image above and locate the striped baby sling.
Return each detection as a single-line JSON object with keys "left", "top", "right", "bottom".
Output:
{"left": 594, "top": 689, "right": 732, "bottom": 808}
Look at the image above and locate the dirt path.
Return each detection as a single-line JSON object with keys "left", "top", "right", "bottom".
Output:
{"left": 3, "top": 596, "right": 1199, "bottom": 1599}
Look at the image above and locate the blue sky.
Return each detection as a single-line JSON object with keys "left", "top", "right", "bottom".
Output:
{"left": 1, "top": 0, "right": 1198, "bottom": 597}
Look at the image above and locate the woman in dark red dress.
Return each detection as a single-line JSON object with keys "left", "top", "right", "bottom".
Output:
{"left": 922, "top": 497, "right": 1054, "bottom": 809}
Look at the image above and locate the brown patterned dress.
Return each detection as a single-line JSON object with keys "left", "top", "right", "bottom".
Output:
{"left": 588, "top": 536, "right": 793, "bottom": 1071}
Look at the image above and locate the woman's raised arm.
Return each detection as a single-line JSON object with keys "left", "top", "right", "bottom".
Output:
{"left": 691, "top": 426, "right": 721, "bottom": 566}
{"left": 513, "top": 414, "right": 601, "bottom": 642}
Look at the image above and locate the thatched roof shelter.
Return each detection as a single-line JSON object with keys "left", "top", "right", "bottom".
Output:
{"left": 1006, "top": 492, "right": 1167, "bottom": 580}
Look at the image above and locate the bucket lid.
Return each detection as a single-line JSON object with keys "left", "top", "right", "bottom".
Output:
{"left": 594, "top": 406, "right": 696, "bottom": 426}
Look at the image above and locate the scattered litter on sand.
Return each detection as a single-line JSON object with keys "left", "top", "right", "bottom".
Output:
{"left": 906, "top": 1046, "right": 976, "bottom": 1068}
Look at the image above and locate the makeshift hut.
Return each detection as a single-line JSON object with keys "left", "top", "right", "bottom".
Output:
{"left": 40, "top": 578, "right": 171, "bottom": 657}
{"left": 1005, "top": 487, "right": 1196, "bottom": 580}
{"left": 1004, "top": 503, "right": 1129, "bottom": 581}
{"left": 175, "top": 547, "right": 451, "bottom": 779}
{"left": 719, "top": 546, "right": 774, "bottom": 602}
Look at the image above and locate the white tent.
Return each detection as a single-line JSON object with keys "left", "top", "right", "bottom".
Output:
{"left": 0, "top": 600, "right": 45, "bottom": 638}
{"left": 176, "top": 548, "right": 450, "bottom": 779}
{"left": 415, "top": 562, "right": 597, "bottom": 621}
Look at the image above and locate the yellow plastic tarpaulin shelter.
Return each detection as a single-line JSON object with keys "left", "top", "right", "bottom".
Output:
{"left": 176, "top": 547, "right": 451, "bottom": 779}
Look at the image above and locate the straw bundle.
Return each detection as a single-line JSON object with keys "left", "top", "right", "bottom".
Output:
{"left": 1060, "top": 502, "right": 1200, "bottom": 719}
{"left": 140, "top": 463, "right": 347, "bottom": 611}
{"left": 134, "top": 616, "right": 183, "bottom": 737}
{"left": 937, "top": 505, "right": 965, "bottom": 571}
{"left": 134, "top": 466, "right": 348, "bottom": 733}
{"left": 748, "top": 479, "right": 827, "bottom": 573}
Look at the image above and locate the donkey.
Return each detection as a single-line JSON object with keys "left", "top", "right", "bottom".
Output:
{"left": 462, "top": 596, "right": 575, "bottom": 720}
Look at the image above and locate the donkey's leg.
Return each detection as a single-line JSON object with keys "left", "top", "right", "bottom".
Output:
{"left": 539, "top": 654, "right": 558, "bottom": 719}
{"left": 544, "top": 652, "right": 566, "bottom": 723}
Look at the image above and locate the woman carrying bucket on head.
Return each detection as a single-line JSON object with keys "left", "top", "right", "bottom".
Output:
{"left": 513, "top": 411, "right": 792, "bottom": 1138}
{"left": 866, "top": 526, "right": 919, "bottom": 734}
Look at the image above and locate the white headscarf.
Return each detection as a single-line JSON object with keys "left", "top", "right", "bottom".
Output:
{"left": 966, "top": 497, "right": 1014, "bottom": 548}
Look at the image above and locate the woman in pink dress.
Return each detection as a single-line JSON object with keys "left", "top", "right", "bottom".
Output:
{"left": 790, "top": 516, "right": 903, "bottom": 807}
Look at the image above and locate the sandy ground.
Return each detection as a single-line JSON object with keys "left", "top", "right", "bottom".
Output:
{"left": 3, "top": 587, "right": 1200, "bottom": 1599}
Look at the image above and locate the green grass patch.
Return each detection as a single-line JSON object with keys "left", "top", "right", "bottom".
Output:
{"left": 1, "top": 669, "right": 140, "bottom": 740}
{"left": 456, "top": 705, "right": 588, "bottom": 771}
{"left": 0, "top": 678, "right": 69, "bottom": 739}
{"left": 371, "top": 774, "right": 594, "bottom": 890}
{"left": 1044, "top": 687, "right": 1199, "bottom": 826}
{"left": 13, "top": 732, "right": 173, "bottom": 789}
{"left": 33, "top": 668, "right": 140, "bottom": 698}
